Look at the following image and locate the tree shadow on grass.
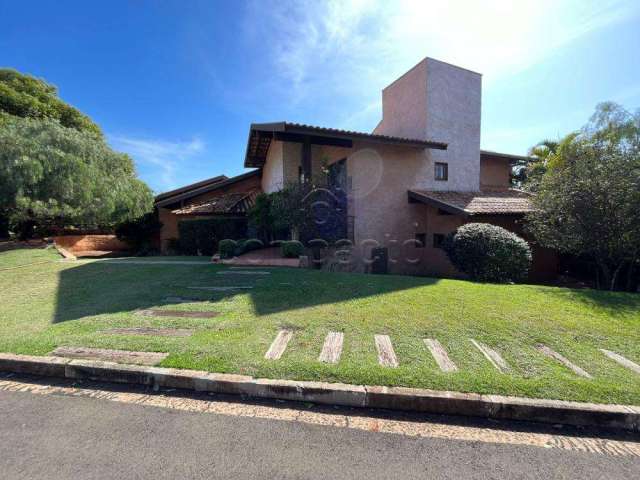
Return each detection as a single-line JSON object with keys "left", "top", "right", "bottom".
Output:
{"left": 529, "top": 285, "right": 640, "bottom": 318}
{"left": 53, "top": 259, "right": 440, "bottom": 323}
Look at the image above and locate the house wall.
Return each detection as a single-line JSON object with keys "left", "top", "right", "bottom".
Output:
{"left": 480, "top": 156, "right": 511, "bottom": 189}
{"left": 374, "top": 57, "right": 482, "bottom": 192}
{"left": 290, "top": 140, "right": 554, "bottom": 281}
{"left": 261, "top": 140, "right": 284, "bottom": 193}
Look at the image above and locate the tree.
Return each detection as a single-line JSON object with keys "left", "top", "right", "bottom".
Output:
{"left": 513, "top": 139, "right": 562, "bottom": 191}
{"left": 526, "top": 102, "right": 640, "bottom": 290}
{"left": 0, "top": 116, "right": 153, "bottom": 236}
{"left": 0, "top": 69, "right": 102, "bottom": 137}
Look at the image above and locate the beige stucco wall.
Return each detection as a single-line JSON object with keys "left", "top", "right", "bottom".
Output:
{"left": 374, "top": 57, "right": 482, "bottom": 192}
{"left": 261, "top": 140, "right": 284, "bottom": 193}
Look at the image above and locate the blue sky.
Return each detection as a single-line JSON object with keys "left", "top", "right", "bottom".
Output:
{"left": 2, "top": 0, "right": 639, "bottom": 193}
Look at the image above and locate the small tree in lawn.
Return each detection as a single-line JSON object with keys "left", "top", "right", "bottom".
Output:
{"left": 526, "top": 102, "right": 640, "bottom": 290}
{"left": 269, "top": 182, "right": 309, "bottom": 241}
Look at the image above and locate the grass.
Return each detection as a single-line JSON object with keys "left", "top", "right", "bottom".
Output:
{"left": 1, "top": 247, "right": 639, "bottom": 405}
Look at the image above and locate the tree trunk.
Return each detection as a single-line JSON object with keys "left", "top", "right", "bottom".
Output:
{"left": 626, "top": 256, "right": 637, "bottom": 292}
{"left": 596, "top": 260, "right": 612, "bottom": 291}
{"left": 609, "top": 261, "right": 625, "bottom": 291}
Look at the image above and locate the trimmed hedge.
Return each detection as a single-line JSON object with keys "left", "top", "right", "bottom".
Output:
{"left": 443, "top": 223, "right": 532, "bottom": 283}
{"left": 218, "top": 239, "right": 236, "bottom": 259}
{"left": 177, "top": 218, "right": 247, "bottom": 256}
{"left": 281, "top": 240, "right": 304, "bottom": 258}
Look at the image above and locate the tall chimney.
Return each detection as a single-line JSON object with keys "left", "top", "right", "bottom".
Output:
{"left": 373, "top": 57, "right": 481, "bottom": 191}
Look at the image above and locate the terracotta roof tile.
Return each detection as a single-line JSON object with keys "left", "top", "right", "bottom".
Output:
{"left": 172, "top": 190, "right": 258, "bottom": 216}
{"left": 409, "top": 189, "right": 533, "bottom": 215}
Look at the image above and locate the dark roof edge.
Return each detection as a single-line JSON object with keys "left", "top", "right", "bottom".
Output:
{"left": 155, "top": 170, "right": 261, "bottom": 208}
{"left": 244, "top": 121, "right": 447, "bottom": 167}
{"left": 407, "top": 190, "right": 469, "bottom": 217}
{"left": 480, "top": 150, "right": 533, "bottom": 163}
{"left": 155, "top": 175, "right": 228, "bottom": 202}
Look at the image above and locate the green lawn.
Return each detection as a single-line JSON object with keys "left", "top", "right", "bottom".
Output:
{"left": 1, "top": 247, "right": 639, "bottom": 405}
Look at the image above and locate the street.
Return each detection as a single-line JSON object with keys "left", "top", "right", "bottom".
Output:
{"left": 1, "top": 374, "right": 638, "bottom": 479}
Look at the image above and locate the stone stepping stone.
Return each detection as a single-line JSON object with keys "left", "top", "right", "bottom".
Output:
{"left": 535, "top": 344, "right": 592, "bottom": 378}
{"left": 374, "top": 334, "right": 398, "bottom": 368}
{"left": 264, "top": 330, "right": 293, "bottom": 360}
{"left": 470, "top": 339, "right": 511, "bottom": 373}
{"left": 187, "top": 286, "right": 253, "bottom": 291}
{"left": 51, "top": 347, "right": 168, "bottom": 366}
{"left": 163, "top": 296, "right": 202, "bottom": 303}
{"left": 103, "top": 327, "right": 194, "bottom": 337}
{"left": 424, "top": 338, "right": 458, "bottom": 372}
{"left": 136, "top": 309, "right": 219, "bottom": 319}
{"left": 600, "top": 349, "right": 640, "bottom": 375}
{"left": 318, "top": 331, "right": 344, "bottom": 364}
{"left": 217, "top": 271, "right": 271, "bottom": 275}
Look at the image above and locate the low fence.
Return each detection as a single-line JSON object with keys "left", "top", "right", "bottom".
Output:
{"left": 52, "top": 235, "right": 129, "bottom": 253}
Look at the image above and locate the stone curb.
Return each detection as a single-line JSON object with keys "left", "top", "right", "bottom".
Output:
{"left": 0, "top": 353, "right": 638, "bottom": 431}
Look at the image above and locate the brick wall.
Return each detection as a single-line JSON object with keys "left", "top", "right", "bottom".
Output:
{"left": 52, "top": 235, "right": 129, "bottom": 253}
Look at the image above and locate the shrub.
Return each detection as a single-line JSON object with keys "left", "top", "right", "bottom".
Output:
{"left": 177, "top": 218, "right": 247, "bottom": 256}
{"left": 218, "top": 239, "right": 236, "bottom": 259}
{"left": 233, "top": 238, "right": 264, "bottom": 257}
{"left": 281, "top": 240, "right": 304, "bottom": 258}
{"left": 443, "top": 223, "right": 532, "bottom": 283}
{"left": 115, "top": 213, "right": 162, "bottom": 254}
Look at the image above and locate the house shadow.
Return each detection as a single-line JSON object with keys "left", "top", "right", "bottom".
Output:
{"left": 53, "top": 259, "right": 439, "bottom": 324}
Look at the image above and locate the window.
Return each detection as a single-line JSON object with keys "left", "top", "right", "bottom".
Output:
{"left": 435, "top": 162, "right": 448, "bottom": 181}
{"left": 415, "top": 233, "right": 426, "bottom": 248}
{"left": 433, "top": 233, "right": 445, "bottom": 249}
{"left": 298, "top": 166, "right": 304, "bottom": 183}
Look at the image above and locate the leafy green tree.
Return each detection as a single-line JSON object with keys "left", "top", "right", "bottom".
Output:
{"left": 527, "top": 102, "right": 640, "bottom": 290}
{"left": 0, "top": 69, "right": 102, "bottom": 137}
{"left": 0, "top": 116, "right": 153, "bottom": 237}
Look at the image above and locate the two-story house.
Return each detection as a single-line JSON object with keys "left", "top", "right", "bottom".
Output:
{"left": 156, "top": 57, "right": 556, "bottom": 280}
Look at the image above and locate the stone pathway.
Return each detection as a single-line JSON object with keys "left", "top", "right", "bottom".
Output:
{"left": 103, "top": 327, "right": 194, "bottom": 337}
{"left": 600, "top": 349, "right": 640, "bottom": 375}
{"left": 265, "top": 330, "right": 293, "bottom": 360}
{"left": 424, "top": 338, "right": 458, "bottom": 372}
{"left": 136, "top": 309, "right": 219, "bottom": 319}
{"left": 470, "top": 339, "right": 511, "bottom": 373}
{"left": 374, "top": 335, "right": 398, "bottom": 368}
{"left": 51, "top": 347, "right": 168, "bottom": 366}
{"left": 318, "top": 332, "right": 344, "bottom": 364}
{"left": 536, "top": 344, "right": 592, "bottom": 379}
{"left": 187, "top": 286, "right": 253, "bottom": 291}
{"left": 163, "top": 296, "right": 204, "bottom": 303}
{"left": 217, "top": 271, "right": 271, "bottom": 275}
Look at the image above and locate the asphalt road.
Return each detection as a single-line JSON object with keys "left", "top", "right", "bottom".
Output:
{"left": 1, "top": 377, "right": 638, "bottom": 480}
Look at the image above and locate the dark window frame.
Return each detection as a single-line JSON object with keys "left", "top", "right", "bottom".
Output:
{"left": 435, "top": 162, "right": 448, "bottom": 181}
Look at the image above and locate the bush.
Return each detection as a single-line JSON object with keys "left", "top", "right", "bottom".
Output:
{"left": 115, "top": 213, "right": 162, "bottom": 253}
{"left": 443, "top": 223, "right": 532, "bottom": 283}
{"left": 177, "top": 218, "right": 247, "bottom": 256}
{"left": 218, "top": 239, "right": 236, "bottom": 259}
{"left": 281, "top": 240, "right": 304, "bottom": 258}
{"left": 233, "top": 238, "right": 264, "bottom": 256}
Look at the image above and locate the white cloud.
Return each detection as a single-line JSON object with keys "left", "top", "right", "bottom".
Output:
{"left": 244, "top": 0, "right": 639, "bottom": 129}
{"left": 109, "top": 135, "right": 205, "bottom": 192}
